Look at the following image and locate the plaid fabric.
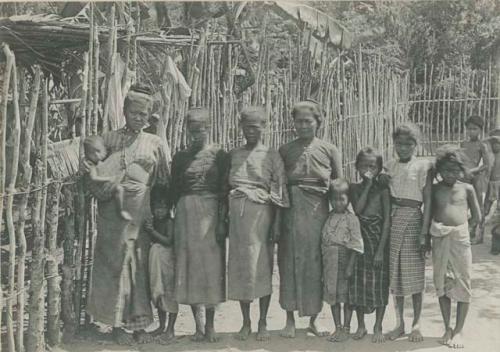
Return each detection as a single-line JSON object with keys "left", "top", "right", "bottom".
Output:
{"left": 350, "top": 215, "right": 389, "bottom": 312}
{"left": 389, "top": 207, "right": 425, "bottom": 296}
{"left": 124, "top": 315, "right": 154, "bottom": 331}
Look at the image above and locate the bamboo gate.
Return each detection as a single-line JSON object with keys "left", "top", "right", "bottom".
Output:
{"left": 0, "top": 12, "right": 498, "bottom": 352}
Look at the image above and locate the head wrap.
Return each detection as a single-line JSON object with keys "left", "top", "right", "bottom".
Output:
{"left": 186, "top": 107, "right": 210, "bottom": 125}
{"left": 240, "top": 106, "right": 267, "bottom": 125}
{"left": 124, "top": 84, "right": 154, "bottom": 108}
{"left": 292, "top": 99, "right": 323, "bottom": 126}
{"left": 465, "top": 115, "right": 484, "bottom": 129}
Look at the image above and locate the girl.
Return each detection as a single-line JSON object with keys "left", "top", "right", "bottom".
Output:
{"left": 278, "top": 100, "right": 343, "bottom": 338}
{"left": 172, "top": 108, "right": 229, "bottom": 342}
{"left": 227, "top": 106, "right": 289, "bottom": 341}
{"left": 349, "top": 147, "right": 391, "bottom": 343}
{"left": 385, "top": 123, "right": 433, "bottom": 342}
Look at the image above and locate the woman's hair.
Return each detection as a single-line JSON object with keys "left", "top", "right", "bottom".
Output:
{"left": 435, "top": 144, "right": 466, "bottom": 172}
{"left": 329, "top": 178, "right": 350, "bottom": 196}
{"left": 291, "top": 100, "right": 323, "bottom": 127}
{"left": 465, "top": 115, "right": 484, "bottom": 129}
{"left": 240, "top": 106, "right": 267, "bottom": 125}
{"left": 355, "top": 146, "right": 383, "bottom": 172}
{"left": 186, "top": 107, "right": 210, "bottom": 126}
{"left": 124, "top": 84, "right": 154, "bottom": 111}
{"left": 83, "top": 135, "right": 106, "bottom": 155}
{"left": 392, "top": 123, "right": 421, "bottom": 143}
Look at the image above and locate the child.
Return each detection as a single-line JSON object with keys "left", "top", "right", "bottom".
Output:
{"left": 385, "top": 123, "right": 433, "bottom": 342}
{"left": 459, "top": 115, "right": 489, "bottom": 242}
{"left": 322, "top": 178, "right": 364, "bottom": 342}
{"left": 430, "top": 145, "right": 480, "bottom": 349}
{"left": 84, "top": 135, "right": 131, "bottom": 220}
{"left": 482, "top": 128, "right": 500, "bottom": 253}
{"left": 145, "top": 195, "right": 178, "bottom": 344}
{"left": 349, "top": 147, "right": 391, "bottom": 344}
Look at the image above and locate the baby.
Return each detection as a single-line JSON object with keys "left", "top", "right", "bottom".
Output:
{"left": 84, "top": 135, "right": 132, "bottom": 221}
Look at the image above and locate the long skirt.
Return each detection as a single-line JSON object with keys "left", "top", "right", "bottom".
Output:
{"left": 149, "top": 243, "right": 179, "bottom": 313}
{"left": 389, "top": 206, "right": 425, "bottom": 296}
{"left": 350, "top": 215, "right": 389, "bottom": 312}
{"left": 278, "top": 186, "right": 328, "bottom": 317}
{"left": 322, "top": 244, "right": 350, "bottom": 305}
{"left": 228, "top": 195, "right": 274, "bottom": 301}
{"left": 174, "top": 193, "right": 225, "bottom": 305}
{"left": 87, "top": 181, "right": 153, "bottom": 330}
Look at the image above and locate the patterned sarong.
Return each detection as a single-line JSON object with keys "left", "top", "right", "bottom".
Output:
{"left": 389, "top": 206, "right": 425, "bottom": 296}
{"left": 350, "top": 215, "right": 389, "bottom": 312}
{"left": 430, "top": 221, "right": 472, "bottom": 302}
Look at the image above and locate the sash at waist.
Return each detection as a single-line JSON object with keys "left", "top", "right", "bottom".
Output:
{"left": 391, "top": 197, "right": 422, "bottom": 208}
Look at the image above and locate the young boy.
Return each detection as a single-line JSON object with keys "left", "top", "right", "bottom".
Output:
{"left": 321, "top": 179, "right": 364, "bottom": 343}
{"left": 430, "top": 145, "right": 481, "bottom": 349}
{"left": 84, "top": 135, "right": 131, "bottom": 220}
{"left": 482, "top": 129, "right": 500, "bottom": 253}
{"left": 459, "top": 115, "right": 489, "bottom": 242}
{"left": 145, "top": 195, "right": 178, "bottom": 344}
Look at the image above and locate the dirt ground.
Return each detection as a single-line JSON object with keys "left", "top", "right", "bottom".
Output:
{"left": 58, "top": 227, "right": 500, "bottom": 352}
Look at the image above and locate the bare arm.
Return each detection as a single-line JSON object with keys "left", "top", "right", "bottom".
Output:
{"left": 144, "top": 218, "right": 171, "bottom": 247}
{"left": 330, "top": 145, "right": 343, "bottom": 178}
{"left": 467, "top": 184, "right": 482, "bottom": 227}
{"left": 420, "top": 168, "right": 434, "bottom": 243}
{"left": 470, "top": 142, "right": 491, "bottom": 174}
{"left": 87, "top": 166, "right": 116, "bottom": 183}
{"left": 350, "top": 180, "right": 372, "bottom": 215}
{"left": 377, "top": 189, "right": 391, "bottom": 255}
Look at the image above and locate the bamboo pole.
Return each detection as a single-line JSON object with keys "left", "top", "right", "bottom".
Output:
{"left": 2, "top": 43, "right": 20, "bottom": 352}
{"left": 15, "top": 66, "right": 41, "bottom": 352}
{"left": 46, "top": 181, "right": 62, "bottom": 346}
{"left": 26, "top": 77, "right": 49, "bottom": 352}
{"left": 103, "top": 4, "right": 116, "bottom": 132}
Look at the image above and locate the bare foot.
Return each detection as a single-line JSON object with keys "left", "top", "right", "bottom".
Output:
{"left": 156, "top": 331, "right": 176, "bottom": 345}
{"left": 448, "top": 331, "right": 465, "bottom": 349}
{"left": 438, "top": 327, "right": 453, "bottom": 345}
{"left": 352, "top": 327, "right": 367, "bottom": 340}
{"left": 112, "top": 328, "right": 135, "bottom": 345}
{"left": 372, "top": 329, "right": 386, "bottom": 343}
{"left": 235, "top": 324, "right": 251, "bottom": 341}
{"left": 408, "top": 328, "right": 424, "bottom": 342}
{"left": 308, "top": 321, "right": 329, "bottom": 337}
{"left": 280, "top": 321, "right": 296, "bottom": 338}
{"left": 134, "top": 330, "right": 154, "bottom": 344}
{"left": 328, "top": 327, "right": 349, "bottom": 342}
{"left": 256, "top": 321, "right": 270, "bottom": 341}
{"left": 386, "top": 325, "right": 405, "bottom": 340}
{"left": 190, "top": 330, "right": 205, "bottom": 342}
{"left": 205, "top": 326, "right": 220, "bottom": 343}
{"left": 121, "top": 210, "right": 133, "bottom": 221}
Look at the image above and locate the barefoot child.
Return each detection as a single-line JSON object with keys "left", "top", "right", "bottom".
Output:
{"left": 386, "top": 123, "right": 433, "bottom": 342}
{"left": 459, "top": 115, "right": 489, "bottom": 242}
{"left": 430, "top": 145, "right": 480, "bottom": 349}
{"left": 349, "top": 147, "right": 391, "bottom": 344}
{"left": 322, "top": 179, "right": 364, "bottom": 343}
{"left": 145, "top": 195, "right": 178, "bottom": 344}
{"left": 482, "top": 129, "right": 500, "bottom": 253}
{"left": 84, "top": 135, "right": 132, "bottom": 220}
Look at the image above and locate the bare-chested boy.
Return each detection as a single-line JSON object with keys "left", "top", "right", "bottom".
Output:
{"left": 482, "top": 129, "right": 500, "bottom": 254}
{"left": 430, "top": 145, "right": 481, "bottom": 349}
{"left": 459, "top": 115, "right": 489, "bottom": 241}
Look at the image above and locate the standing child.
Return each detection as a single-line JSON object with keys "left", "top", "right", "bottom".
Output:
{"left": 386, "top": 123, "right": 433, "bottom": 342}
{"left": 145, "top": 195, "right": 178, "bottom": 344}
{"left": 481, "top": 128, "right": 500, "bottom": 253}
{"left": 430, "top": 145, "right": 480, "bottom": 349}
{"left": 459, "top": 115, "right": 489, "bottom": 242}
{"left": 349, "top": 147, "right": 391, "bottom": 344}
{"left": 322, "top": 179, "right": 364, "bottom": 343}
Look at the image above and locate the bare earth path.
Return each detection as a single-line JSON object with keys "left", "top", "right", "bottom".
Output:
{"left": 59, "top": 231, "right": 500, "bottom": 352}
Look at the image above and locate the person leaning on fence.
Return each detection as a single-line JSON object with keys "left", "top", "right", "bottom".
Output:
{"left": 385, "top": 123, "right": 433, "bottom": 343}
{"left": 227, "top": 106, "right": 289, "bottom": 341}
{"left": 84, "top": 84, "right": 172, "bottom": 345}
{"left": 278, "top": 99, "right": 343, "bottom": 338}
{"left": 171, "top": 107, "right": 229, "bottom": 343}
{"left": 430, "top": 145, "right": 481, "bottom": 349}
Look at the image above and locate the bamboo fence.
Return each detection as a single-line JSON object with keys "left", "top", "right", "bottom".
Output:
{"left": 0, "top": 7, "right": 498, "bottom": 352}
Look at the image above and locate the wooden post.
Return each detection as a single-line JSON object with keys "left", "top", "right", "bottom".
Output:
{"left": 46, "top": 181, "right": 62, "bottom": 346}
{"left": 26, "top": 77, "right": 49, "bottom": 352}
{"left": 16, "top": 65, "right": 41, "bottom": 352}
{"left": 495, "top": 46, "right": 500, "bottom": 128}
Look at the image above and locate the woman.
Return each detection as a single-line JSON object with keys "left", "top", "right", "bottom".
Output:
{"left": 278, "top": 100, "right": 343, "bottom": 338}
{"left": 86, "top": 85, "right": 171, "bottom": 345}
{"left": 227, "top": 107, "right": 289, "bottom": 341}
{"left": 172, "top": 108, "right": 228, "bottom": 342}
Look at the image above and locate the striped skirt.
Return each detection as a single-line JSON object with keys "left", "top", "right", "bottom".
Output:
{"left": 389, "top": 207, "right": 425, "bottom": 296}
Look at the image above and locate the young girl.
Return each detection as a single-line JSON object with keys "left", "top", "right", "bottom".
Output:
{"left": 145, "top": 195, "right": 178, "bottom": 344}
{"left": 349, "top": 147, "right": 391, "bottom": 343}
{"left": 322, "top": 179, "right": 364, "bottom": 343}
{"left": 431, "top": 145, "right": 480, "bottom": 349}
{"left": 386, "top": 123, "right": 433, "bottom": 342}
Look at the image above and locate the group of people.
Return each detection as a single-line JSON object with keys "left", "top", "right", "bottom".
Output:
{"left": 81, "top": 84, "right": 500, "bottom": 349}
